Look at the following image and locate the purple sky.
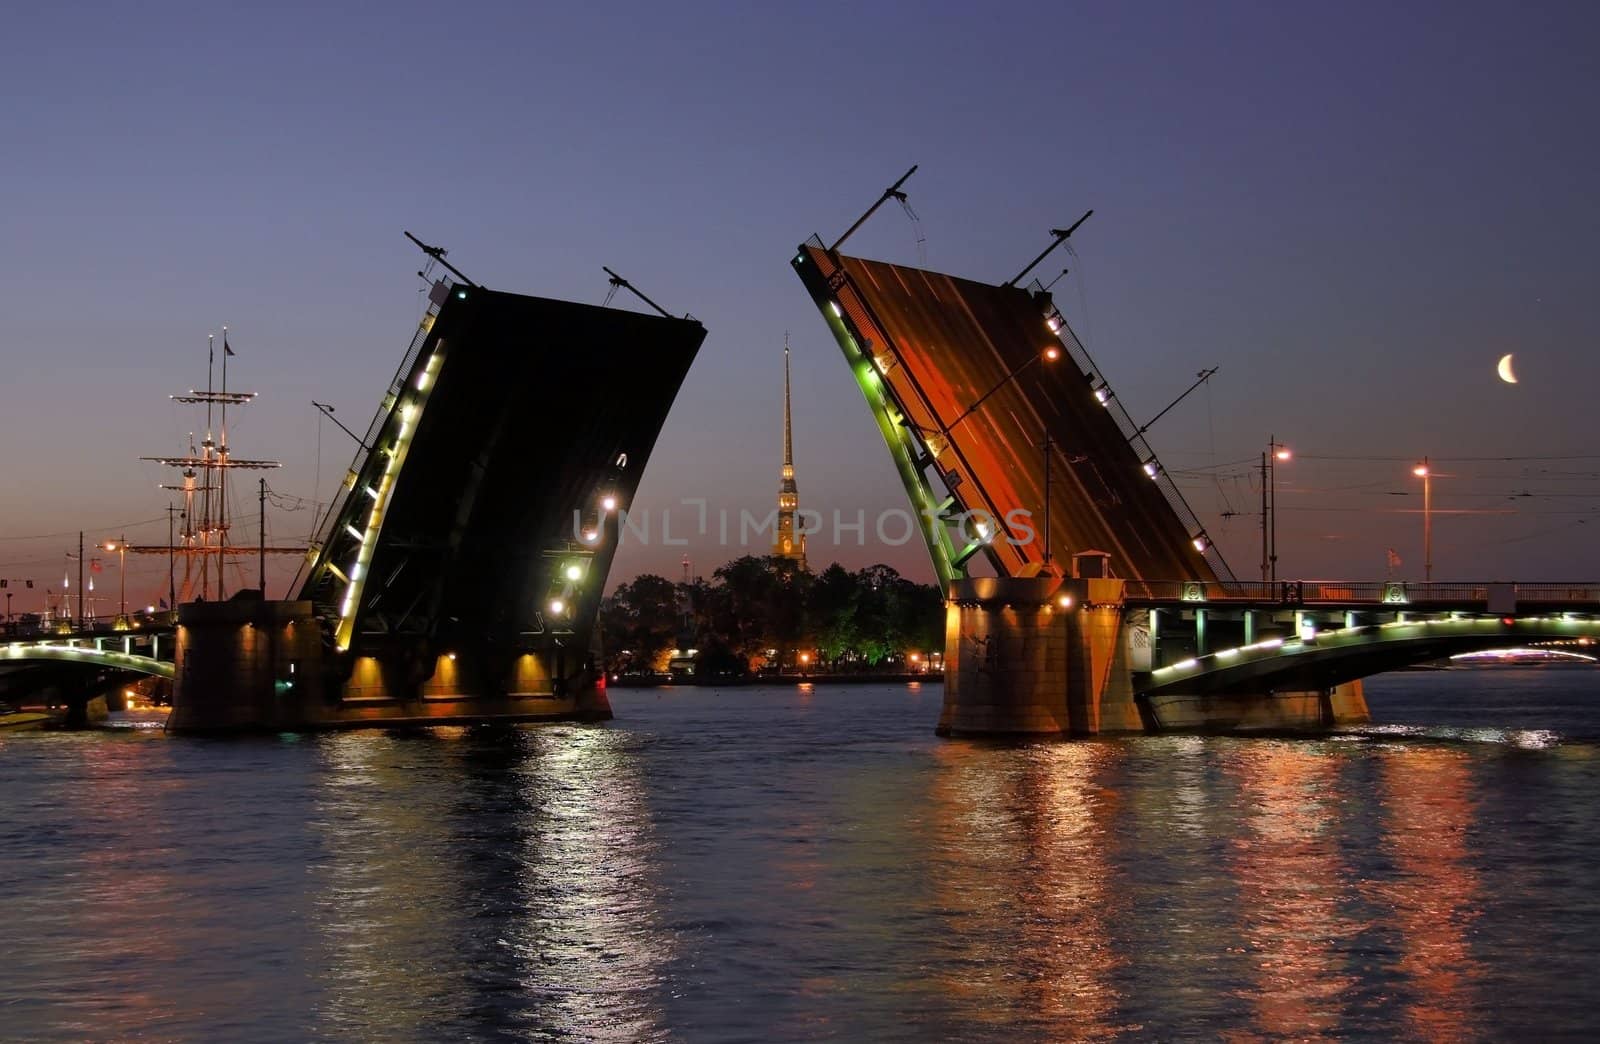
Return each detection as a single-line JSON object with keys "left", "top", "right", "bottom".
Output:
{"left": 3, "top": 1, "right": 1598, "bottom": 612}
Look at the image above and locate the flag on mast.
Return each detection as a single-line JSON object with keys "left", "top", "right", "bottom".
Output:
{"left": 224, "top": 334, "right": 236, "bottom": 357}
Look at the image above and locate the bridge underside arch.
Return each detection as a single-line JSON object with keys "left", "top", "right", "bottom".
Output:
{"left": 0, "top": 644, "right": 175, "bottom": 680}
{"left": 1140, "top": 618, "right": 1600, "bottom": 699}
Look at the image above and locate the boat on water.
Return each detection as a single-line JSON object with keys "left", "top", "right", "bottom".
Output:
{"left": 0, "top": 703, "right": 58, "bottom": 731}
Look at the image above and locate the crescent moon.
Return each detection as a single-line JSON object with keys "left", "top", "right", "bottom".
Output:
{"left": 1497, "top": 353, "right": 1519, "bottom": 384}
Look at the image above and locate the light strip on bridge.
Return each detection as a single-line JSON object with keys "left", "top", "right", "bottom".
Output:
{"left": 820, "top": 279, "right": 959, "bottom": 584}
{"left": 334, "top": 344, "right": 445, "bottom": 651}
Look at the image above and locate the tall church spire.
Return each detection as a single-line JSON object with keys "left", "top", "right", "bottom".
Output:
{"left": 783, "top": 336, "right": 793, "bottom": 470}
{"left": 774, "top": 335, "right": 807, "bottom": 570}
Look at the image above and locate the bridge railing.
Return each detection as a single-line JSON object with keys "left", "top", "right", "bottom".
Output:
{"left": 293, "top": 286, "right": 448, "bottom": 595}
{"left": 1123, "top": 579, "right": 1600, "bottom": 607}
{"left": 1028, "top": 278, "right": 1233, "bottom": 581}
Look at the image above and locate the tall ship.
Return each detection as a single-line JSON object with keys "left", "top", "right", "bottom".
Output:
{"left": 139, "top": 329, "right": 295, "bottom": 604}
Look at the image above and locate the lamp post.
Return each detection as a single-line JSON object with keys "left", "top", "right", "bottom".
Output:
{"left": 1413, "top": 458, "right": 1432, "bottom": 582}
{"left": 102, "top": 536, "right": 127, "bottom": 621}
{"left": 944, "top": 345, "right": 1062, "bottom": 433}
{"left": 912, "top": 344, "right": 1062, "bottom": 564}
{"left": 1260, "top": 439, "right": 1290, "bottom": 584}
{"left": 1041, "top": 433, "right": 1054, "bottom": 570}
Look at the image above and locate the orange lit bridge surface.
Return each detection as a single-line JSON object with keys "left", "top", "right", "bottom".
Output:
{"left": 793, "top": 238, "right": 1222, "bottom": 587}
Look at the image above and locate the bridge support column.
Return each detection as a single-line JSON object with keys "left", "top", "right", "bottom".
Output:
{"left": 937, "top": 576, "right": 1141, "bottom": 737}
{"left": 1243, "top": 610, "right": 1255, "bottom": 645}
{"left": 168, "top": 595, "right": 326, "bottom": 733}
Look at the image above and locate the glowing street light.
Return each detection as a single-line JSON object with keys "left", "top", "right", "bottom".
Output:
{"left": 1413, "top": 457, "right": 1432, "bottom": 582}
{"left": 1261, "top": 439, "right": 1290, "bottom": 584}
{"left": 102, "top": 536, "right": 128, "bottom": 620}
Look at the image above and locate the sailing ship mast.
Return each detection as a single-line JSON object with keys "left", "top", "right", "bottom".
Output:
{"left": 137, "top": 332, "right": 294, "bottom": 602}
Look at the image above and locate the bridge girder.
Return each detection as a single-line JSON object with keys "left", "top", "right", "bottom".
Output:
{"left": 1139, "top": 616, "right": 1600, "bottom": 698}
{"left": 0, "top": 643, "right": 176, "bottom": 680}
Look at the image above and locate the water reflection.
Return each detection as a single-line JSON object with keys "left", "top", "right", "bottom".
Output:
{"left": 924, "top": 741, "right": 1123, "bottom": 1038}
{"left": 6, "top": 679, "right": 1597, "bottom": 1041}
{"left": 310, "top": 726, "right": 668, "bottom": 1041}
{"left": 1371, "top": 747, "right": 1481, "bottom": 1041}
{"left": 1227, "top": 743, "right": 1362, "bottom": 1038}
{"left": 0, "top": 732, "right": 323, "bottom": 1040}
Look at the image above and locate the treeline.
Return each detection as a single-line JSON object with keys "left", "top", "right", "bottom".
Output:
{"left": 599, "top": 556, "right": 943, "bottom": 676}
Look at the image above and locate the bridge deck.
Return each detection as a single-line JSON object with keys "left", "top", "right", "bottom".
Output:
{"left": 1125, "top": 579, "right": 1600, "bottom": 612}
{"left": 795, "top": 244, "right": 1218, "bottom": 583}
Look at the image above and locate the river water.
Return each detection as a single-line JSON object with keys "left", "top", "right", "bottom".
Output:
{"left": 3, "top": 670, "right": 1599, "bottom": 1041}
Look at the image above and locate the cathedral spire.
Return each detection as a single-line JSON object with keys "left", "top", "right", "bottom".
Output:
{"left": 774, "top": 334, "right": 807, "bottom": 570}
{"left": 783, "top": 334, "right": 793, "bottom": 470}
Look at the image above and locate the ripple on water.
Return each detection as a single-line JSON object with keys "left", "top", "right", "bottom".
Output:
{"left": 1, "top": 673, "right": 1598, "bottom": 1040}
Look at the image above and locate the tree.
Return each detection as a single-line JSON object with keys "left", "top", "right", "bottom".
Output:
{"left": 598, "top": 574, "right": 681, "bottom": 674}
{"left": 808, "top": 563, "right": 858, "bottom": 668}
{"left": 601, "top": 557, "right": 946, "bottom": 677}
{"left": 851, "top": 564, "right": 903, "bottom": 665}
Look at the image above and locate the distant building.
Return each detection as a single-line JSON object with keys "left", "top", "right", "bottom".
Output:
{"left": 773, "top": 338, "right": 808, "bottom": 571}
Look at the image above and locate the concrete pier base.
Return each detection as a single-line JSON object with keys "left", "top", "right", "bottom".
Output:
{"left": 936, "top": 577, "right": 1371, "bottom": 738}
{"left": 1143, "top": 681, "right": 1369, "bottom": 733}
{"left": 168, "top": 593, "right": 610, "bottom": 733}
{"left": 937, "top": 576, "right": 1123, "bottom": 737}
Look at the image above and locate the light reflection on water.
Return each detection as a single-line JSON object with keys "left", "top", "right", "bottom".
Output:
{"left": 924, "top": 743, "right": 1125, "bottom": 1037}
{"left": 1, "top": 669, "right": 1599, "bottom": 1040}
{"left": 1227, "top": 744, "right": 1360, "bottom": 1038}
{"left": 308, "top": 727, "right": 670, "bottom": 1041}
{"left": 1373, "top": 748, "right": 1480, "bottom": 1043}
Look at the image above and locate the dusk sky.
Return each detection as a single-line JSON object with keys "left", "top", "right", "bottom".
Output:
{"left": 3, "top": 1, "right": 1598, "bottom": 611}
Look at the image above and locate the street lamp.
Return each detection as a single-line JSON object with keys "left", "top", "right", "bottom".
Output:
{"left": 1413, "top": 458, "right": 1432, "bottom": 582}
{"left": 1261, "top": 439, "right": 1290, "bottom": 584}
{"left": 102, "top": 536, "right": 127, "bottom": 622}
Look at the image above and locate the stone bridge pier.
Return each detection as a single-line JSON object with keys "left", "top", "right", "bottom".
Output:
{"left": 938, "top": 575, "right": 1368, "bottom": 737}
{"left": 939, "top": 576, "right": 1140, "bottom": 737}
